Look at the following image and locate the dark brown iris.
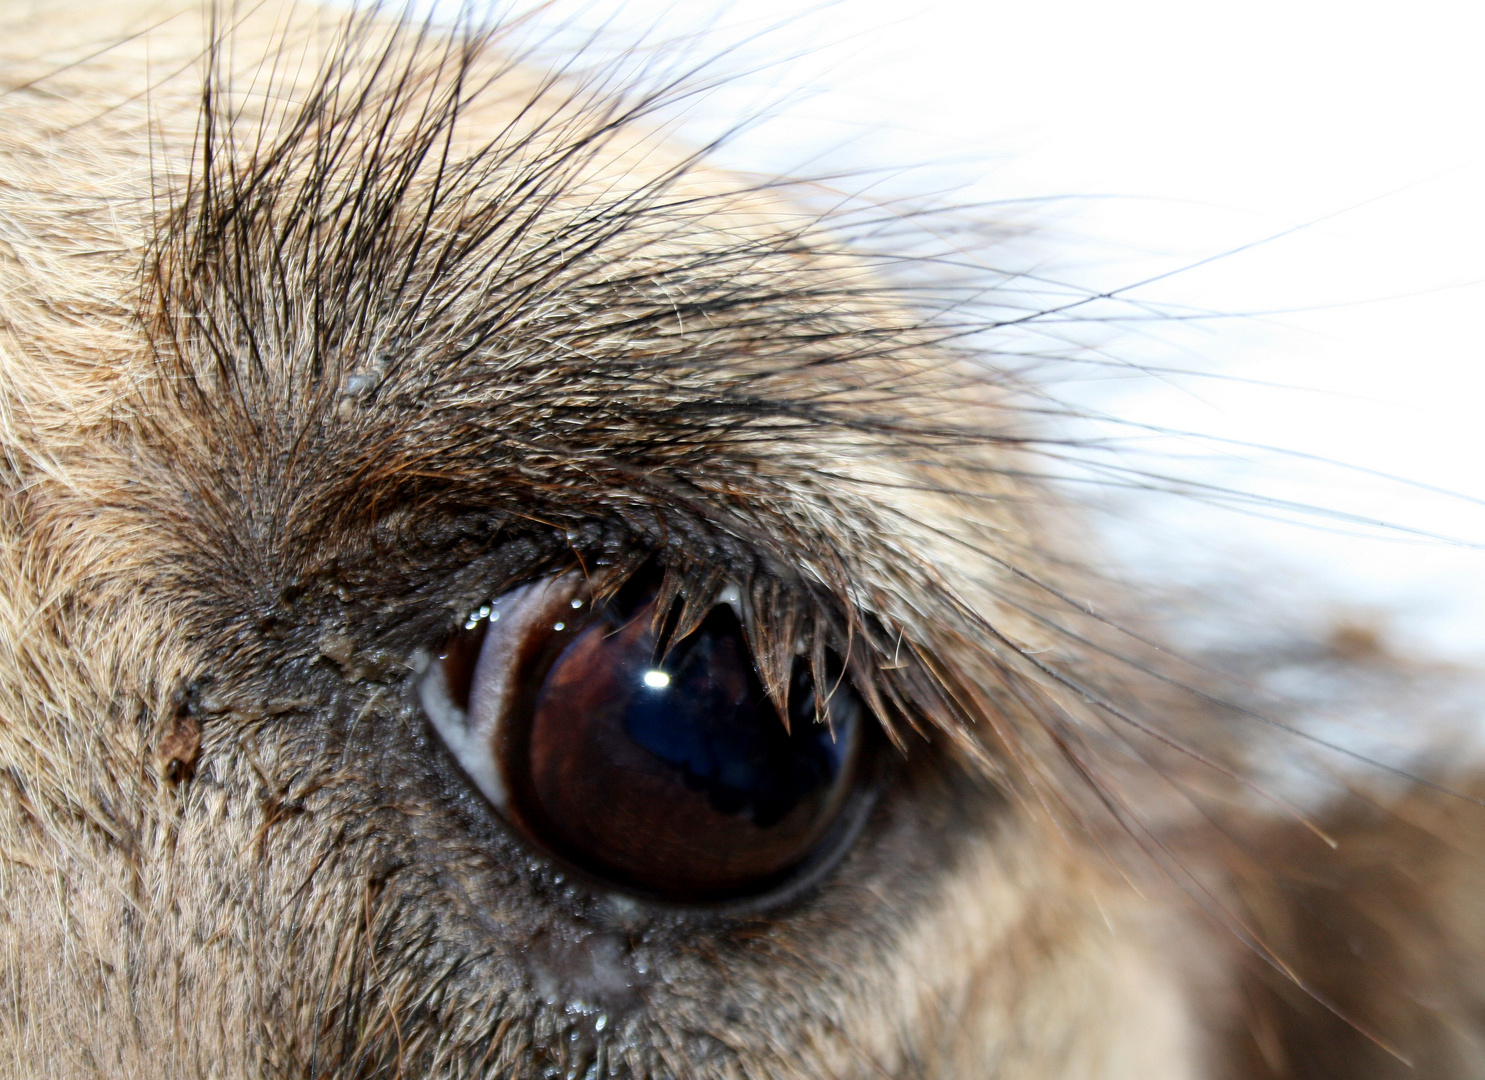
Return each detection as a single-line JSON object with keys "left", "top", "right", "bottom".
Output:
{"left": 512, "top": 601, "right": 859, "bottom": 900}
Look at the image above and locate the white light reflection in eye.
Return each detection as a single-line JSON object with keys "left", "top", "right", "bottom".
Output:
{"left": 642, "top": 670, "right": 670, "bottom": 689}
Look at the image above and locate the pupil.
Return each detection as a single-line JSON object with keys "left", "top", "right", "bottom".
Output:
{"left": 514, "top": 598, "right": 860, "bottom": 901}
{"left": 622, "top": 608, "right": 846, "bottom": 829}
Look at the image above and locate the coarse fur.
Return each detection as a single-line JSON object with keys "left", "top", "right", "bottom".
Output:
{"left": 0, "top": 2, "right": 1480, "bottom": 1078}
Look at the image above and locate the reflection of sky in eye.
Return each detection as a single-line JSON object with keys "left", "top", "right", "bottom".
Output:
{"left": 619, "top": 618, "right": 848, "bottom": 827}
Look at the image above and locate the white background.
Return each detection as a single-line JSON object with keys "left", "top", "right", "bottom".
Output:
{"left": 502, "top": 0, "right": 1485, "bottom": 660}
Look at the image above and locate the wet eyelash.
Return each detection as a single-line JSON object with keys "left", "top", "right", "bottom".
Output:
{"left": 449, "top": 550, "right": 962, "bottom": 752}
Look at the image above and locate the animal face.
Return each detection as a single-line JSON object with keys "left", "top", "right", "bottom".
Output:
{"left": 0, "top": 4, "right": 1479, "bottom": 1079}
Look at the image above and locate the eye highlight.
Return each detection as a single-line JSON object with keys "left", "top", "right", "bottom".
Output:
{"left": 419, "top": 572, "right": 869, "bottom": 903}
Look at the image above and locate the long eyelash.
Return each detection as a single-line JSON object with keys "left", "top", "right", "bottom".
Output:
{"left": 565, "top": 549, "right": 919, "bottom": 740}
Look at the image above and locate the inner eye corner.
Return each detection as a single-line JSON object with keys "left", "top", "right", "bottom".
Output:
{"left": 419, "top": 566, "right": 875, "bottom": 906}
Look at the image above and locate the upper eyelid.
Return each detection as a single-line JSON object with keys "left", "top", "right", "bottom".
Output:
{"left": 126, "top": 7, "right": 1000, "bottom": 760}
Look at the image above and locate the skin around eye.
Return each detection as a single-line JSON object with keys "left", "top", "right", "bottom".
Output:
{"left": 419, "top": 572, "right": 866, "bottom": 903}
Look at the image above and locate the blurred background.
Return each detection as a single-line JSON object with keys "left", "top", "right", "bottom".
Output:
{"left": 433, "top": 0, "right": 1485, "bottom": 664}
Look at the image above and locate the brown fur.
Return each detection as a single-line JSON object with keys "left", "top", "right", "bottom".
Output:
{"left": 0, "top": 3, "right": 1480, "bottom": 1077}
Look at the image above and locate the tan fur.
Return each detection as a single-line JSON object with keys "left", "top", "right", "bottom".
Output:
{"left": 0, "top": 3, "right": 1478, "bottom": 1078}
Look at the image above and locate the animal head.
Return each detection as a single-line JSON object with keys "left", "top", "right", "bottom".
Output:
{"left": 0, "top": 5, "right": 1479, "bottom": 1078}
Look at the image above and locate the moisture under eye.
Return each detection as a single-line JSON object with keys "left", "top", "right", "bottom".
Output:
{"left": 419, "top": 572, "right": 869, "bottom": 904}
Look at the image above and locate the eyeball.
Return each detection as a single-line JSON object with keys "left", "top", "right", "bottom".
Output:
{"left": 419, "top": 572, "right": 868, "bottom": 903}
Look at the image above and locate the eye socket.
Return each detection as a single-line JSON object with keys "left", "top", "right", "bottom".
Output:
{"left": 419, "top": 572, "right": 869, "bottom": 903}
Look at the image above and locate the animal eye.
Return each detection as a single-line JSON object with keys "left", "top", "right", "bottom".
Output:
{"left": 418, "top": 572, "right": 868, "bottom": 903}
